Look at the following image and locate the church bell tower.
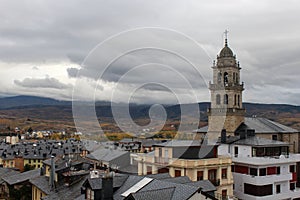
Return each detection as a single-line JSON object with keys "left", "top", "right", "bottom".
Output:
{"left": 207, "top": 32, "right": 245, "bottom": 139}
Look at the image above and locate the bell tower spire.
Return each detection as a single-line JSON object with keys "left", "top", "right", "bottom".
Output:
{"left": 207, "top": 32, "right": 245, "bottom": 139}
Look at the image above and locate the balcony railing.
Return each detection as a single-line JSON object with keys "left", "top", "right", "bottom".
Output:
{"left": 154, "top": 157, "right": 169, "bottom": 164}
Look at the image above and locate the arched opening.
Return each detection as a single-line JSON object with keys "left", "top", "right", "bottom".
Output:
{"left": 216, "top": 94, "right": 221, "bottom": 105}
{"left": 234, "top": 94, "right": 237, "bottom": 105}
{"left": 217, "top": 72, "right": 222, "bottom": 84}
{"left": 238, "top": 95, "right": 240, "bottom": 107}
{"left": 224, "top": 94, "right": 229, "bottom": 105}
{"left": 224, "top": 72, "right": 229, "bottom": 86}
{"left": 233, "top": 73, "right": 236, "bottom": 85}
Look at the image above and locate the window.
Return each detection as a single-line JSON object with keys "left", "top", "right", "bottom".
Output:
{"left": 290, "top": 182, "right": 296, "bottom": 191}
{"left": 276, "top": 184, "right": 281, "bottom": 194}
{"left": 267, "top": 167, "right": 276, "bottom": 175}
{"left": 259, "top": 168, "right": 266, "bottom": 176}
{"left": 244, "top": 183, "right": 273, "bottom": 196}
{"left": 235, "top": 165, "right": 248, "bottom": 174}
{"left": 234, "top": 146, "right": 238, "bottom": 156}
{"left": 197, "top": 171, "right": 203, "bottom": 181}
{"left": 276, "top": 166, "right": 281, "bottom": 175}
{"left": 222, "top": 189, "right": 227, "bottom": 198}
{"left": 237, "top": 95, "right": 240, "bottom": 107}
{"left": 216, "top": 94, "right": 221, "bottom": 105}
{"left": 222, "top": 168, "right": 227, "bottom": 179}
{"left": 234, "top": 94, "right": 237, "bottom": 105}
{"left": 147, "top": 166, "right": 152, "bottom": 175}
{"left": 250, "top": 168, "right": 257, "bottom": 176}
{"left": 224, "top": 94, "right": 228, "bottom": 105}
{"left": 86, "top": 188, "right": 94, "bottom": 200}
{"left": 272, "top": 135, "right": 278, "bottom": 141}
{"left": 175, "top": 170, "right": 181, "bottom": 177}
{"left": 224, "top": 72, "right": 228, "bottom": 86}
{"left": 290, "top": 165, "right": 296, "bottom": 173}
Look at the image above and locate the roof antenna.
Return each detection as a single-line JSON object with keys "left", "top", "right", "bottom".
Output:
{"left": 224, "top": 29, "right": 229, "bottom": 46}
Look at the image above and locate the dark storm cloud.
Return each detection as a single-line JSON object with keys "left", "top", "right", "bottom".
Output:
{"left": 0, "top": 0, "right": 300, "bottom": 104}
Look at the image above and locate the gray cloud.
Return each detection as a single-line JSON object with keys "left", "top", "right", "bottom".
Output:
{"left": 14, "top": 77, "right": 71, "bottom": 89}
{"left": 0, "top": 0, "right": 299, "bottom": 104}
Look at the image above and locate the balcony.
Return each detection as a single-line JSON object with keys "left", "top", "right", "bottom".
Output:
{"left": 154, "top": 157, "right": 169, "bottom": 164}
{"left": 233, "top": 173, "right": 292, "bottom": 185}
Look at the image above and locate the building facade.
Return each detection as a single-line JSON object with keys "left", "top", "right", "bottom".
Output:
{"left": 218, "top": 134, "right": 300, "bottom": 199}
{"left": 137, "top": 140, "right": 234, "bottom": 199}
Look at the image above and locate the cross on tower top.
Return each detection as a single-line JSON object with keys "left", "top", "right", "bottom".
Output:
{"left": 224, "top": 29, "right": 229, "bottom": 46}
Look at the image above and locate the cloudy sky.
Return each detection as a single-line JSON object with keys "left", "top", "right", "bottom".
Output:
{"left": 1, "top": 0, "right": 300, "bottom": 105}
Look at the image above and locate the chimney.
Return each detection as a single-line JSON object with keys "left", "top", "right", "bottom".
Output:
{"left": 49, "top": 156, "right": 55, "bottom": 190}
{"left": 221, "top": 129, "right": 226, "bottom": 143}
{"left": 101, "top": 173, "right": 114, "bottom": 200}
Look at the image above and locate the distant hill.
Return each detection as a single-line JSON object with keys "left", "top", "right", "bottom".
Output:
{"left": 0, "top": 95, "right": 299, "bottom": 130}
{"left": 0, "top": 95, "right": 70, "bottom": 109}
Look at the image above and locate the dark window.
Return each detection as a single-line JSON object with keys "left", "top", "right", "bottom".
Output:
{"left": 197, "top": 171, "right": 203, "bottom": 181}
{"left": 147, "top": 166, "right": 152, "bottom": 175}
{"left": 237, "top": 95, "right": 240, "bottom": 107}
{"left": 222, "top": 168, "right": 227, "bottom": 179}
{"left": 216, "top": 94, "right": 221, "bottom": 105}
{"left": 290, "top": 182, "right": 296, "bottom": 191}
{"left": 222, "top": 190, "right": 227, "bottom": 198}
{"left": 231, "top": 165, "right": 235, "bottom": 172}
{"left": 259, "top": 168, "right": 266, "bottom": 176}
{"left": 244, "top": 183, "right": 273, "bottom": 196}
{"left": 290, "top": 165, "right": 296, "bottom": 173}
{"left": 224, "top": 94, "right": 229, "bottom": 105}
{"left": 276, "top": 185, "right": 281, "bottom": 194}
{"left": 224, "top": 72, "right": 228, "bottom": 86}
{"left": 175, "top": 170, "right": 181, "bottom": 177}
{"left": 234, "top": 94, "right": 237, "bottom": 105}
{"left": 272, "top": 135, "right": 278, "bottom": 140}
{"left": 277, "top": 167, "right": 281, "bottom": 175}
{"left": 235, "top": 165, "right": 248, "bottom": 174}
{"left": 267, "top": 167, "right": 276, "bottom": 175}
{"left": 208, "top": 169, "right": 218, "bottom": 185}
{"left": 234, "top": 147, "right": 238, "bottom": 156}
{"left": 250, "top": 168, "right": 257, "bottom": 176}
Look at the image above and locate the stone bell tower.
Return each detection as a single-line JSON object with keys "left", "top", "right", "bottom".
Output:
{"left": 207, "top": 32, "right": 245, "bottom": 139}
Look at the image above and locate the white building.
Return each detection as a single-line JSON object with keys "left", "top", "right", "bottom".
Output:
{"left": 218, "top": 131, "right": 300, "bottom": 200}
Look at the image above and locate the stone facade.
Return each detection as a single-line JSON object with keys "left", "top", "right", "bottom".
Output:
{"left": 207, "top": 39, "right": 245, "bottom": 138}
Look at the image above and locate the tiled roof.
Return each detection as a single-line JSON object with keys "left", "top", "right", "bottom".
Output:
{"left": 85, "top": 174, "right": 128, "bottom": 190}
{"left": 86, "top": 148, "right": 128, "bottom": 162}
{"left": 3, "top": 168, "right": 40, "bottom": 185}
{"left": 42, "top": 176, "right": 88, "bottom": 200}
{"left": 126, "top": 187, "right": 175, "bottom": 200}
{"left": 186, "top": 180, "right": 216, "bottom": 192}
{"left": 154, "top": 140, "right": 203, "bottom": 147}
{"left": 233, "top": 136, "right": 288, "bottom": 147}
{"left": 194, "top": 117, "right": 298, "bottom": 134}
{"left": 29, "top": 176, "right": 52, "bottom": 195}
{"left": 243, "top": 117, "right": 298, "bottom": 133}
